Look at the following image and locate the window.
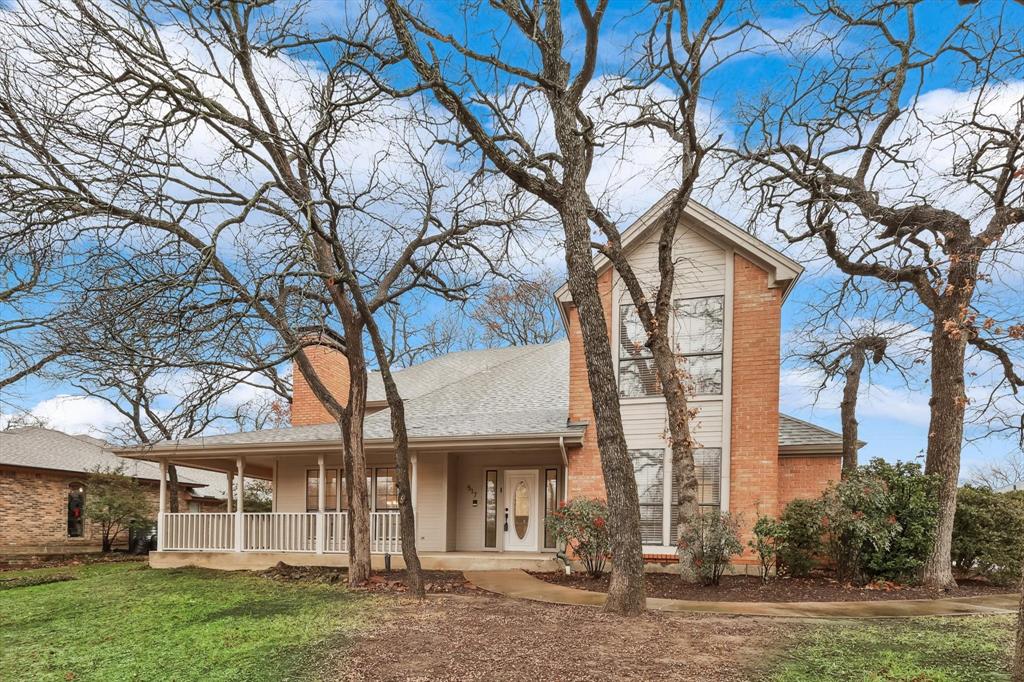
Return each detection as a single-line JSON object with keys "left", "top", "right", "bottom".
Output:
{"left": 544, "top": 468, "right": 559, "bottom": 549}
{"left": 670, "top": 448, "right": 723, "bottom": 540}
{"left": 630, "top": 450, "right": 665, "bottom": 544}
{"left": 619, "top": 305, "right": 658, "bottom": 397}
{"left": 67, "top": 483, "right": 85, "bottom": 537}
{"left": 674, "top": 296, "right": 724, "bottom": 395}
{"left": 305, "top": 468, "right": 338, "bottom": 512}
{"left": 373, "top": 468, "right": 398, "bottom": 510}
{"left": 484, "top": 470, "right": 498, "bottom": 548}
{"left": 187, "top": 501, "right": 201, "bottom": 513}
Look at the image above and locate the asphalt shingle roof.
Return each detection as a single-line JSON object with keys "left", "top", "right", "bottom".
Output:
{"left": 138, "top": 342, "right": 843, "bottom": 452}
{"left": 0, "top": 427, "right": 220, "bottom": 489}
{"left": 778, "top": 414, "right": 843, "bottom": 447}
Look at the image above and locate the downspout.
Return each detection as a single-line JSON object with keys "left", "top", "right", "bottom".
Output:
{"left": 556, "top": 436, "right": 571, "bottom": 574}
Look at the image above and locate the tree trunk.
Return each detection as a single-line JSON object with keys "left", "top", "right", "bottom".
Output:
{"left": 167, "top": 464, "right": 180, "bottom": 513}
{"left": 352, "top": 279, "right": 424, "bottom": 596}
{"left": 1014, "top": 573, "right": 1024, "bottom": 682}
{"left": 921, "top": 315, "right": 968, "bottom": 589}
{"left": 649, "top": 332, "right": 700, "bottom": 583}
{"left": 561, "top": 202, "right": 646, "bottom": 615}
{"left": 340, "top": 319, "right": 373, "bottom": 587}
{"left": 840, "top": 349, "right": 866, "bottom": 477}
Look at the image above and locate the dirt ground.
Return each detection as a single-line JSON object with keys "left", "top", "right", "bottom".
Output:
{"left": 330, "top": 594, "right": 798, "bottom": 681}
{"left": 0, "top": 552, "right": 145, "bottom": 571}
{"left": 531, "top": 571, "right": 1009, "bottom": 602}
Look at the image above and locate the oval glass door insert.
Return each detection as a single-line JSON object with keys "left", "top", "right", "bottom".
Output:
{"left": 514, "top": 481, "right": 529, "bottom": 539}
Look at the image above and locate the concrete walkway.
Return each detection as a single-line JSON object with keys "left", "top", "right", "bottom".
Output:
{"left": 464, "top": 569, "right": 1019, "bottom": 619}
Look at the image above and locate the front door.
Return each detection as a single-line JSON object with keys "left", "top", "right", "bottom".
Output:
{"left": 503, "top": 470, "right": 538, "bottom": 551}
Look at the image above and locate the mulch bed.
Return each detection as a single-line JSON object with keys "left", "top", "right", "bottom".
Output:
{"left": 530, "top": 571, "right": 1011, "bottom": 602}
{"left": 258, "top": 562, "right": 480, "bottom": 595}
{"left": 327, "top": 595, "right": 795, "bottom": 681}
{"left": 0, "top": 552, "right": 146, "bottom": 572}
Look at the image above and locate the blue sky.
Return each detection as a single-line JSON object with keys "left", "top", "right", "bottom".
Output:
{"left": 1, "top": 0, "right": 1021, "bottom": 480}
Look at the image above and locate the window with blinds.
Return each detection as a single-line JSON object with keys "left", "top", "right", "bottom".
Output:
{"left": 630, "top": 449, "right": 665, "bottom": 544}
{"left": 673, "top": 296, "right": 724, "bottom": 395}
{"left": 670, "top": 448, "right": 723, "bottom": 540}
{"left": 619, "top": 305, "right": 659, "bottom": 397}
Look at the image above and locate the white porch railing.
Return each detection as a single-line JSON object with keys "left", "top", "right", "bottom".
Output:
{"left": 244, "top": 512, "right": 317, "bottom": 552}
{"left": 371, "top": 510, "right": 401, "bottom": 554}
{"left": 324, "top": 512, "right": 348, "bottom": 553}
{"left": 157, "top": 510, "right": 401, "bottom": 554}
{"left": 163, "top": 512, "right": 235, "bottom": 551}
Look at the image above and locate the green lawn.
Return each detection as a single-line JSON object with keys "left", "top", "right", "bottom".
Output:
{"left": 772, "top": 614, "right": 1016, "bottom": 681}
{"left": 0, "top": 561, "right": 372, "bottom": 682}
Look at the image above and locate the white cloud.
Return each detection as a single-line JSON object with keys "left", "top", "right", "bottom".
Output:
{"left": 1, "top": 394, "right": 128, "bottom": 436}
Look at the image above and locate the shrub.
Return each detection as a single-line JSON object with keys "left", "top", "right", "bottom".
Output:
{"left": 777, "top": 499, "right": 823, "bottom": 578}
{"left": 545, "top": 498, "right": 611, "bottom": 577}
{"left": 819, "top": 469, "right": 897, "bottom": 584}
{"left": 85, "top": 464, "right": 153, "bottom": 552}
{"left": 678, "top": 510, "right": 743, "bottom": 586}
{"left": 952, "top": 485, "right": 1024, "bottom": 586}
{"left": 859, "top": 459, "right": 940, "bottom": 584}
{"left": 749, "top": 516, "right": 782, "bottom": 584}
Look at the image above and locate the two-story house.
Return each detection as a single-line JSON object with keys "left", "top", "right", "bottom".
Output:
{"left": 120, "top": 196, "right": 845, "bottom": 572}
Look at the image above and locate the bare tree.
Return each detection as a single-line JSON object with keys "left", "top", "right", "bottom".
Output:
{"left": 469, "top": 270, "right": 563, "bottom": 347}
{"left": 0, "top": 0, "right": 516, "bottom": 594}
{"left": 734, "top": 0, "right": 1024, "bottom": 588}
{"left": 970, "top": 451, "right": 1024, "bottom": 491}
{"left": 378, "top": 0, "right": 762, "bottom": 597}
{"left": 790, "top": 294, "right": 917, "bottom": 475}
{"left": 51, "top": 253, "right": 292, "bottom": 511}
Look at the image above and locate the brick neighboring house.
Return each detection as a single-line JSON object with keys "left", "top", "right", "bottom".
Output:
{"left": 0, "top": 427, "right": 226, "bottom": 555}
{"left": 120, "top": 196, "right": 847, "bottom": 572}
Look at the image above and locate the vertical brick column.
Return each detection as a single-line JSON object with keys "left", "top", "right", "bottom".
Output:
{"left": 730, "top": 255, "right": 781, "bottom": 553}
{"left": 566, "top": 269, "right": 613, "bottom": 500}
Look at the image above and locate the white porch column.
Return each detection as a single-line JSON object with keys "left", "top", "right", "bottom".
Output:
{"left": 234, "top": 457, "right": 245, "bottom": 552}
{"left": 272, "top": 459, "right": 279, "bottom": 513}
{"left": 226, "top": 471, "right": 233, "bottom": 514}
{"left": 411, "top": 453, "right": 418, "bottom": 536}
{"left": 316, "top": 454, "right": 326, "bottom": 554}
{"left": 157, "top": 459, "right": 167, "bottom": 551}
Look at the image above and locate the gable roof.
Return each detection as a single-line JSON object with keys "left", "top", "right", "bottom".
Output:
{"left": 0, "top": 427, "right": 213, "bottom": 488}
{"left": 130, "top": 342, "right": 844, "bottom": 455}
{"left": 778, "top": 414, "right": 845, "bottom": 454}
{"left": 554, "top": 194, "right": 804, "bottom": 306}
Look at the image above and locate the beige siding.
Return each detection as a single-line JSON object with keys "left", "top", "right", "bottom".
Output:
{"left": 413, "top": 453, "right": 446, "bottom": 551}
{"left": 445, "top": 453, "right": 458, "bottom": 551}
{"left": 452, "top": 451, "right": 562, "bottom": 552}
{"left": 616, "top": 221, "right": 727, "bottom": 301}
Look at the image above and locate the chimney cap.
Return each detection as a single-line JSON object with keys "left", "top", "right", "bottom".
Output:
{"left": 295, "top": 325, "right": 346, "bottom": 352}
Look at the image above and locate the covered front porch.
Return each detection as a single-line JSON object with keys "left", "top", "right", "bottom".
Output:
{"left": 132, "top": 432, "right": 580, "bottom": 572}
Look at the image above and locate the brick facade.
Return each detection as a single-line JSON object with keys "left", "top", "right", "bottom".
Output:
{"left": 729, "top": 254, "right": 782, "bottom": 555}
{"left": 778, "top": 455, "right": 841, "bottom": 509}
{"left": 291, "top": 341, "right": 350, "bottom": 427}
{"left": 566, "top": 269, "right": 613, "bottom": 500}
{"left": 0, "top": 465, "right": 190, "bottom": 555}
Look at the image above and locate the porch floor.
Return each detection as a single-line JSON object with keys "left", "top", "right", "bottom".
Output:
{"left": 149, "top": 550, "right": 561, "bottom": 573}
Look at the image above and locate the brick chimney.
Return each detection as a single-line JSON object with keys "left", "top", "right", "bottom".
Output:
{"left": 291, "top": 327, "right": 350, "bottom": 426}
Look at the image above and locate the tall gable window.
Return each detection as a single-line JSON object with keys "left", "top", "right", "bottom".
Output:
{"left": 674, "top": 296, "right": 724, "bottom": 395}
{"left": 618, "top": 305, "right": 658, "bottom": 397}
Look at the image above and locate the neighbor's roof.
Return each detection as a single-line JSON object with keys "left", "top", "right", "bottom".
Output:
{"left": 778, "top": 414, "right": 844, "bottom": 452}
{"left": 131, "top": 341, "right": 844, "bottom": 454}
{"left": 0, "top": 427, "right": 214, "bottom": 487}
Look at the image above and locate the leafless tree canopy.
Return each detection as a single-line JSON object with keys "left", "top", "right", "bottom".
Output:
{"left": 734, "top": 0, "right": 1024, "bottom": 587}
